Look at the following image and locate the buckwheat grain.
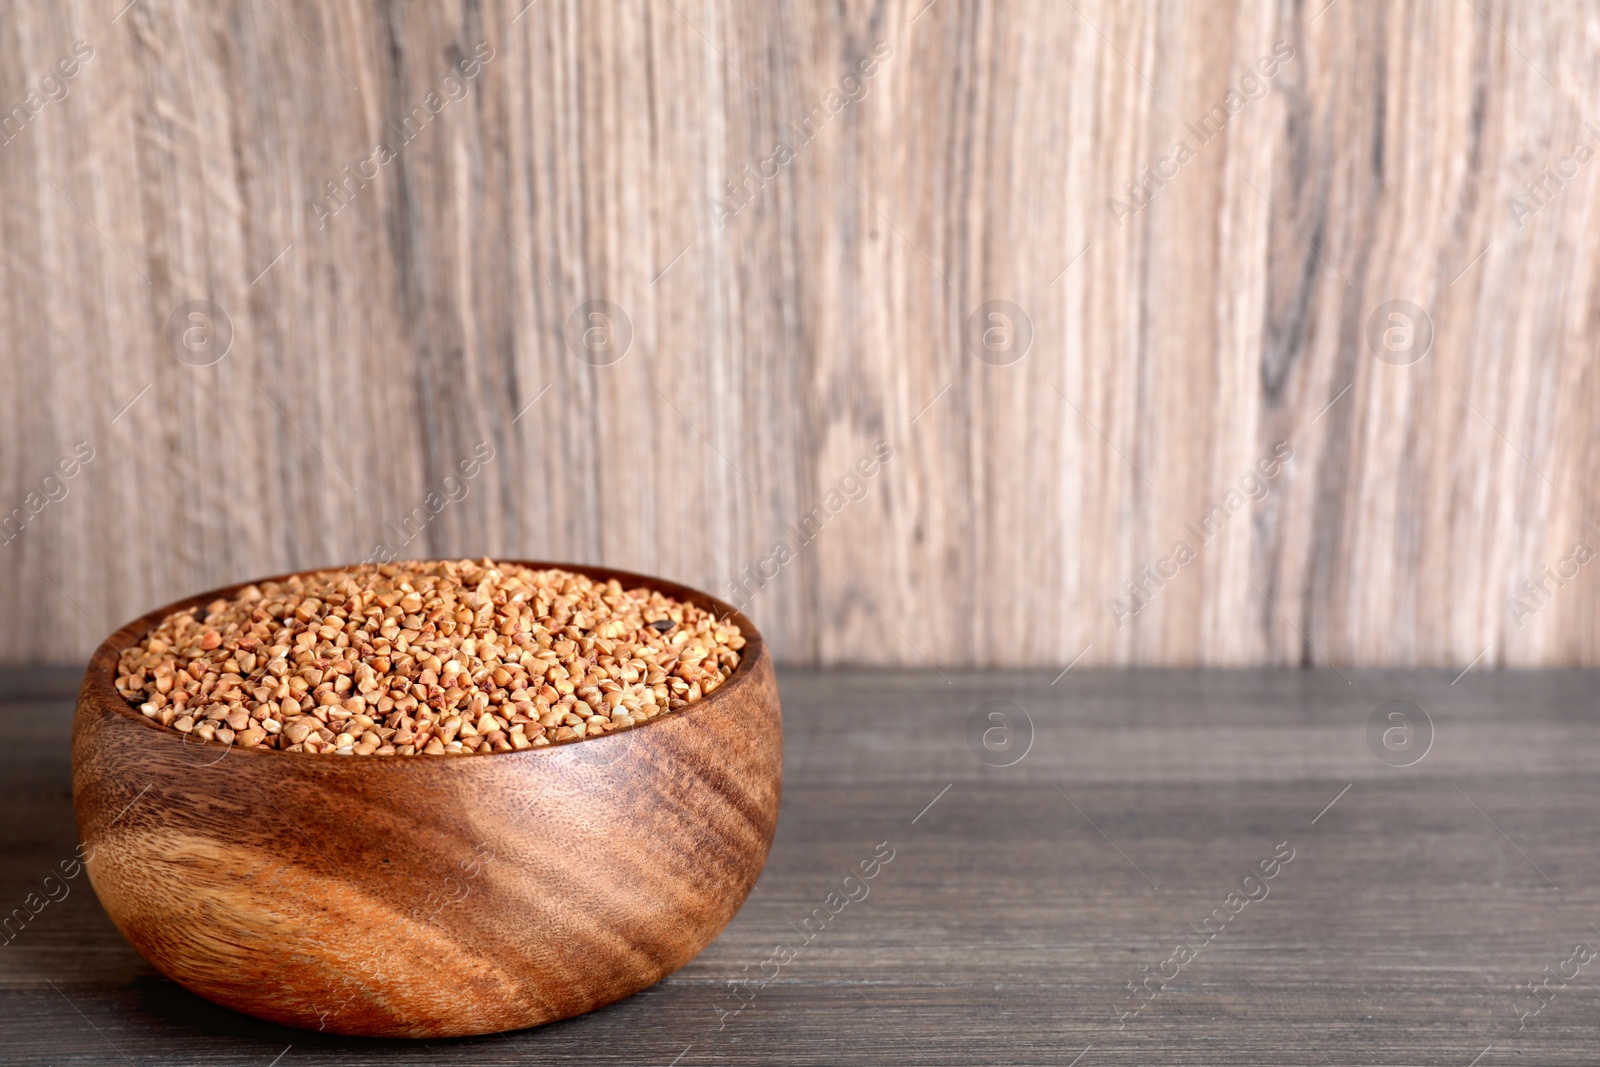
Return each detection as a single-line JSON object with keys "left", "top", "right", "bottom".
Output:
{"left": 114, "top": 559, "right": 745, "bottom": 756}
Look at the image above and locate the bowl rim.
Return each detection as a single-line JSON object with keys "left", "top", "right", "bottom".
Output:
{"left": 81, "top": 559, "right": 767, "bottom": 761}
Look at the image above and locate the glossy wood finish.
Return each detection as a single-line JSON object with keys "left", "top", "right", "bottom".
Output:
{"left": 70, "top": 563, "right": 782, "bottom": 1038}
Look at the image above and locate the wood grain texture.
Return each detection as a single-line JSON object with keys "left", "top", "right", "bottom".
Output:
{"left": 13, "top": 666, "right": 1600, "bottom": 1063}
{"left": 2, "top": 1, "right": 1599, "bottom": 669}
{"left": 70, "top": 564, "right": 782, "bottom": 1037}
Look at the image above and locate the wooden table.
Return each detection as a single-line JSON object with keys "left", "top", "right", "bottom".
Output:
{"left": 5, "top": 667, "right": 1597, "bottom": 1065}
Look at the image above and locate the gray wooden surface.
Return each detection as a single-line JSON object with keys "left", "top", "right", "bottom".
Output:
{"left": 4, "top": 1, "right": 1600, "bottom": 670}
{"left": 6, "top": 666, "right": 1600, "bottom": 1064}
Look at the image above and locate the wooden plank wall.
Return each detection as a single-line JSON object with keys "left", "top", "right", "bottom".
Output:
{"left": 1, "top": 0, "right": 1596, "bottom": 669}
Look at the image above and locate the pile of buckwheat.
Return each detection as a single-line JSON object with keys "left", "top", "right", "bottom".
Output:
{"left": 113, "top": 559, "right": 745, "bottom": 755}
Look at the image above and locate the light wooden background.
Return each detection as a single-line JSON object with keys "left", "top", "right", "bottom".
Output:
{"left": 2, "top": 0, "right": 1597, "bottom": 669}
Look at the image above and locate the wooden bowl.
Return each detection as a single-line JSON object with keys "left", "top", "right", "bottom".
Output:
{"left": 71, "top": 562, "right": 781, "bottom": 1038}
